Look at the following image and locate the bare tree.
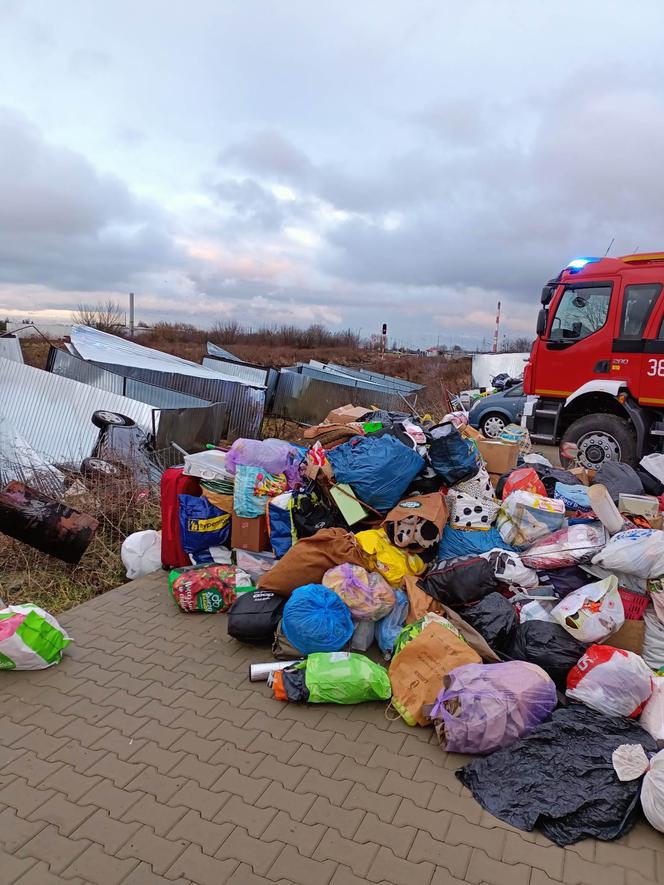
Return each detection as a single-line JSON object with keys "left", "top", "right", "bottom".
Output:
{"left": 502, "top": 336, "right": 533, "bottom": 352}
{"left": 72, "top": 299, "right": 126, "bottom": 334}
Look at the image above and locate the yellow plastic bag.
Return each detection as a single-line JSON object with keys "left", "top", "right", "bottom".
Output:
{"left": 355, "top": 528, "right": 425, "bottom": 588}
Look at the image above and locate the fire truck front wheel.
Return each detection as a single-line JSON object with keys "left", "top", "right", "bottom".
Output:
{"left": 560, "top": 414, "right": 636, "bottom": 468}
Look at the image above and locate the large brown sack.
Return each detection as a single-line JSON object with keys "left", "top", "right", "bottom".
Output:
{"left": 388, "top": 620, "right": 481, "bottom": 726}
{"left": 403, "top": 576, "right": 500, "bottom": 663}
{"left": 257, "top": 528, "right": 367, "bottom": 596}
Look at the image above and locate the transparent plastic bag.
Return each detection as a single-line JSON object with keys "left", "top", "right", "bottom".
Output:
{"left": 522, "top": 522, "right": 606, "bottom": 569}
{"left": 551, "top": 576, "right": 624, "bottom": 643}
{"left": 592, "top": 528, "right": 664, "bottom": 580}
{"left": 322, "top": 563, "right": 395, "bottom": 620}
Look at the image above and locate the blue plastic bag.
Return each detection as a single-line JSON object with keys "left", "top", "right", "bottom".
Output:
{"left": 178, "top": 494, "right": 230, "bottom": 564}
{"left": 327, "top": 436, "right": 424, "bottom": 513}
{"left": 267, "top": 492, "right": 297, "bottom": 558}
{"left": 376, "top": 590, "right": 409, "bottom": 660}
{"left": 428, "top": 422, "right": 479, "bottom": 485}
{"left": 554, "top": 482, "right": 592, "bottom": 513}
{"left": 282, "top": 584, "right": 354, "bottom": 654}
{"left": 437, "top": 525, "right": 515, "bottom": 560}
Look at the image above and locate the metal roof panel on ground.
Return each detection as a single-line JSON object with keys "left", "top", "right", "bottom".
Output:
{"left": 70, "top": 325, "right": 256, "bottom": 385}
{"left": 307, "top": 359, "right": 423, "bottom": 392}
{"left": 0, "top": 358, "right": 156, "bottom": 466}
{"left": 0, "top": 336, "right": 24, "bottom": 364}
{"left": 207, "top": 342, "right": 245, "bottom": 362}
{"left": 271, "top": 369, "right": 414, "bottom": 425}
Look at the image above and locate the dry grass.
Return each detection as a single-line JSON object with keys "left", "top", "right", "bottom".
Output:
{"left": 0, "top": 473, "right": 162, "bottom": 615}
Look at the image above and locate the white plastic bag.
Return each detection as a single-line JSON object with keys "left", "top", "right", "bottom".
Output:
{"left": 642, "top": 749, "right": 664, "bottom": 832}
{"left": 121, "top": 530, "right": 162, "bottom": 580}
{"left": 592, "top": 529, "right": 664, "bottom": 580}
{"left": 0, "top": 605, "right": 72, "bottom": 670}
{"left": 566, "top": 644, "right": 654, "bottom": 718}
{"left": 640, "top": 676, "right": 664, "bottom": 742}
{"left": 641, "top": 453, "right": 664, "bottom": 486}
{"left": 519, "top": 600, "right": 556, "bottom": 623}
{"left": 551, "top": 576, "right": 624, "bottom": 643}
{"left": 497, "top": 491, "right": 565, "bottom": 547}
{"left": 612, "top": 743, "right": 650, "bottom": 781}
{"left": 489, "top": 549, "right": 539, "bottom": 590}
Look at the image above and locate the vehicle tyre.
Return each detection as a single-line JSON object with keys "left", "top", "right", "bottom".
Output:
{"left": 81, "top": 457, "right": 121, "bottom": 478}
{"left": 480, "top": 412, "right": 507, "bottom": 439}
{"left": 560, "top": 414, "right": 637, "bottom": 468}
{"left": 91, "top": 410, "right": 135, "bottom": 429}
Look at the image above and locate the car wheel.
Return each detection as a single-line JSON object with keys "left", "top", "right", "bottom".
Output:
{"left": 81, "top": 457, "right": 121, "bottom": 478}
{"left": 91, "top": 410, "right": 135, "bottom": 429}
{"left": 480, "top": 413, "right": 507, "bottom": 439}
{"left": 560, "top": 414, "right": 637, "bottom": 468}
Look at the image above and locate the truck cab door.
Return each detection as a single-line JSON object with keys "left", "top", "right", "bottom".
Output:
{"left": 641, "top": 286, "right": 664, "bottom": 408}
{"left": 534, "top": 281, "right": 616, "bottom": 396}
{"left": 613, "top": 282, "right": 662, "bottom": 399}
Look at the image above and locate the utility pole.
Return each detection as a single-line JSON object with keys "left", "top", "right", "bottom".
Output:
{"left": 492, "top": 301, "right": 501, "bottom": 353}
{"left": 129, "top": 292, "right": 135, "bottom": 337}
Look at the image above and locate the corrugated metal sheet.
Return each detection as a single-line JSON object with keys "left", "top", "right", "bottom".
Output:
{"left": 70, "top": 324, "right": 255, "bottom": 385}
{"left": 49, "top": 348, "right": 209, "bottom": 408}
{"left": 0, "top": 336, "right": 24, "bottom": 364}
{"left": 202, "top": 356, "right": 269, "bottom": 386}
{"left": 207, "top": 342, "right": 244, "bottom": 362}
{"left": 271, "top": 370, "right": 412, "bottom": 424}
{"left": 307, "top": 359, "right": 422, "bottom": 393}
{"left": 0, "top": 358, "right": 156, "bottom": 465}
{"left": 471, "top": 353, "right": 529, "bottom": 388}
{"left": 89, "top": 362, "right": 265, "bottom": 441}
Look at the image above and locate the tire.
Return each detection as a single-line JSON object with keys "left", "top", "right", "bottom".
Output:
{"left": 81, "top": 457, "right": 121, "bottom": 478}
{"left": 91, "top": 410, "right": 135, "bottom": 429}
{"left": 480, "top": 412, "right": 507, "bottom": 439}
{"left": 560, "top": 414, "right": 637, "bottom": 468}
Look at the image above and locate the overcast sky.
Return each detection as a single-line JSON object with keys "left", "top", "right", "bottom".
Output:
{"left": 1, "top": 0, "right": 663, "bottom": 347}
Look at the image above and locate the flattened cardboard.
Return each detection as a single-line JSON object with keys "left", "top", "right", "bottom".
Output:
{"left": 325, "top": 405, "right": 373, "bottom": 425}
{"left": 476, "top": 439, "right": 519, "bottom": 475}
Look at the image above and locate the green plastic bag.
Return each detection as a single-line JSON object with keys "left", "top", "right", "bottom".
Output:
{"left": 278, "top": 652, "right": 391, "bottom": 704}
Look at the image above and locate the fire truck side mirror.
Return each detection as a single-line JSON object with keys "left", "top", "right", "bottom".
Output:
{"left": 541, "top": 285, "right": 555, "bottom": 305}
{"left": 536, "top": 308, "right": 548, "bottom": 336}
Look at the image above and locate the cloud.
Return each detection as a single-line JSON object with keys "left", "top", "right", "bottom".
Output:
{"left": 0, "top": 107, "right": 181, "bottom": 291}
{"left": 221, "top": 130, "right": 313, "bottom": 183}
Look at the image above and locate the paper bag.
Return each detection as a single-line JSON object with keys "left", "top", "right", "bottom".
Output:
{"left": 388, "top": 620, "right": 481, "bottom": 726}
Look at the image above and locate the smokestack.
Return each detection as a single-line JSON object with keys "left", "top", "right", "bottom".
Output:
{"left": 492, "top": 300, "right": 501, "bottom": 353}
{"left": 129, "top": 292, "right": 135, "bottom": 337}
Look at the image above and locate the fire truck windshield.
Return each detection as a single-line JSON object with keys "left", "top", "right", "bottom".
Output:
{"left": 548, "top": 285, "right": 611, "bottom": 342}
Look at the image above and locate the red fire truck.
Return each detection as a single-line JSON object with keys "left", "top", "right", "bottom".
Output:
{"left": 523, "top": 253, "right": 664, "bottom": 467}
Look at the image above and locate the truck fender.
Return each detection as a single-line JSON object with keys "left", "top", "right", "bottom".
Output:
{"left": 564, "top": 380, "right": 625, "bottom": 407}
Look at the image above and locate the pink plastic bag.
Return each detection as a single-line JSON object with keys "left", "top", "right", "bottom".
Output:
{"left": 430, "top": 661, "right": 557, "bottom": 754}
{"left": 521, "top": 523, "right": 606, "bottom": 569}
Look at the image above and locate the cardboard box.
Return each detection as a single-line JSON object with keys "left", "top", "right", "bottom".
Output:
{"left": 605, "top": 620, "right": 645, "bottom": 656}
{"left": 476, "top": 439, "right": 519, "bottom": 476}
{"left": 231, "top": 513, "right": 270, "bottom": 552}
{"left": 569, "top": 467, "right": 590, "bottom": 486}
{"left": 325, "top": 405, "right": 372, "bottom": 425}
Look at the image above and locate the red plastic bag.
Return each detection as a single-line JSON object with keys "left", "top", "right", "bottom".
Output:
{"left": 503, "top": 468, "right": 546, "bottom": 499}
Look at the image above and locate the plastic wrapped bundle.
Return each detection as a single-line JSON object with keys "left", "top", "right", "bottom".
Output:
{"left": 566, "top": 645, "right": 654, "bottom": 718}
{"left": 376, "top": 590, "right": 409, "bottom": 660}
{"left": 497, "top": 491, "right": 565, "bottom": 547}
{"left": 169, "top": 564, "right": 239, "bottom": 612}
{"left": 431, "top": 661, "right": 557, "bottom": 754}
{"left": 322, "top": 563, "right": 395, "bottom": 620}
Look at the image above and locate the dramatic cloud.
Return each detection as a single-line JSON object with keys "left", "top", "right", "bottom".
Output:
{"left": 1, "top": 1, "right": 664, "bottom": 347}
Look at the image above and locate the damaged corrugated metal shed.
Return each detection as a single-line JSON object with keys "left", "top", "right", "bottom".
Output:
{"left": 0, "top": 335, "right": 24, "bottom": 364}
{"left": 69, "top": 326, "right": 266, "bottom": 441}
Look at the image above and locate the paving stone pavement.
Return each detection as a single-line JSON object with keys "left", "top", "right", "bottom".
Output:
{"left": 1, "top": 570, "right": 663, "bottom": 884}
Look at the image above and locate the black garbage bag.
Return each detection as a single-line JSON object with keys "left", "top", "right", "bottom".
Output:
{"left": 637, "top": 467, "right": 664, "bottom": 497}
{"left": 457, "top": 704, "right": 658, "bottom": 845}
{"left": 419, "top": 555, "right": 497, "bottom": 608}
{"left": 593, "top": 461, "right": 644, "bottom": 502}
{"left": 227, "top": 590, "right": 285, "bottom": 645}
{"left": 537, "top": 565, "right": 590, "bottom": 598}
{"left": 503, "top": 620, "right": 587, "bottom": 689}
{"left": 458, "top": 593, "right": 518, "bottom": 651}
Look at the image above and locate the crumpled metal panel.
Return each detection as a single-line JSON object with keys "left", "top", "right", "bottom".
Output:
{"left": 307, "top": 359, "right": 422, "bottom": 393}
{"left": 471, "top": 353, "right": 529, "bottom": 388}
{"left": 70, "top": 324, "right": 255, "bottom": 385}
{"left": 271, "top": 370, "right": 412, "bottom": 424}
{"left": 0, "top": 336, "right": 24, "bottom": 364}
{"left": 207, "top": 342, "right": 245, "bottom": 362}
{"left": 202, "top": 356, "right": 269, "bottom": 386}
{"left": 49, "top": 348, "right": 209, "bottom": 409}
{"left": 0, "top": 358, "right": 156, "bottom": 466}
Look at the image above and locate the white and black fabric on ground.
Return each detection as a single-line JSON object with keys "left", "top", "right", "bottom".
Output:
{"left": 457, "top": 704, "right": 658, "bottom": 846}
